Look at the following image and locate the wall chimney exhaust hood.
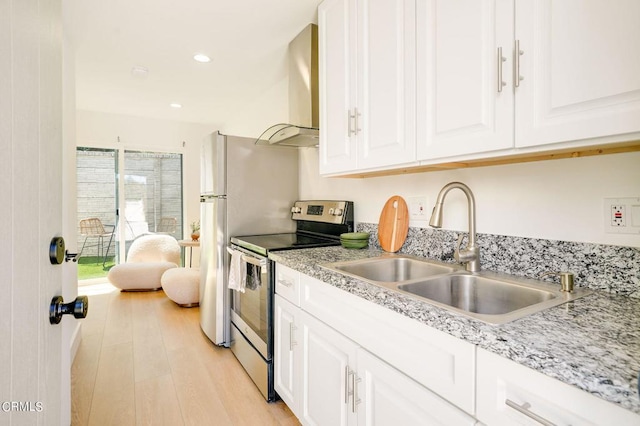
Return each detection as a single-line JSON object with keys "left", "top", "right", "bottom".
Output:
{"left": 256, "top": 24, "right": 319, "bottom": 147}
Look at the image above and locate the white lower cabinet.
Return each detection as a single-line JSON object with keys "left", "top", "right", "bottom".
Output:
{"left": 299, "top": 272, "right": 476, "bottom": 413}
{"left": 274, "top": 264, "right": 476, "bottom": 426}
{"left": 275, "top": 264, "right": 640, "bottom": 426}
{"left": 275, "top": 294, "right": 475, "bottom": 426}
{"left": 476, "top": 348, "right": 640, "bottom": 426}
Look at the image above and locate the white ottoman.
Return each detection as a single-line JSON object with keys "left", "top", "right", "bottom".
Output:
{"left": 161, "top": 268, "right": 200, "bottom": 307}
{"left": 108, "top": 261, "right": 177, "bottom": 291}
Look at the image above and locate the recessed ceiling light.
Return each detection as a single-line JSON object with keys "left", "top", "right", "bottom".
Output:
{"left": 193, "top": 54, "right": 211, "bottom": 63}
{"left": 131, "top": 66, "right": 149, "bottom": 77}
{"left": 170, "top": 103, "right": 182, "bottom": 109}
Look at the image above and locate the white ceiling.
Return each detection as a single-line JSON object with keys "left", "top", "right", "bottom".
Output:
{"left": 63, "top": 0, "right": 321, "bottom": 128}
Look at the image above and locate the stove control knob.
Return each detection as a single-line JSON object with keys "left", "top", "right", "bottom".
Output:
{"left": 291, "top": 206, "right": 302, "bottom": 214}
{"left": 333, "top": 208, "right": 343, "bottom": 216}
{"left": 328, "top": 208, "right": 335, "bottom": 215}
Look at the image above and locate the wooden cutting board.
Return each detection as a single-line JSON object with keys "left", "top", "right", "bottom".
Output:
{"left": 378, "top": 195, "right": 409, "bottom": 252}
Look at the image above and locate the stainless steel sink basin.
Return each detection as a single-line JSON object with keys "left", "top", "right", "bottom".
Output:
{"left": 397, "top": 272, "right": 591, "bottom": 324}
{"left": 398, "top": 274, "right": 555, "bottom": 315}
{"left": 322, "top": 256, "right": 591, "bottom": 324}
{"left": 324, "top": 255, "right": 455, "bottom": 283}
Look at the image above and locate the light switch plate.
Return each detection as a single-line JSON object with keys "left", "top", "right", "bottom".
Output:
{"left": 603, "top": 197, "right": 640, "bottom": 234}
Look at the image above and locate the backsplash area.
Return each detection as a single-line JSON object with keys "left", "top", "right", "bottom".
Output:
{"left": 357, "top": 223, "right": 640, "bottom": 298}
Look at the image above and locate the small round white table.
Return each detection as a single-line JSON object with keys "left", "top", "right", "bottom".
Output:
{"left": 178, "top": 239, "right": 200, "bottom": 267}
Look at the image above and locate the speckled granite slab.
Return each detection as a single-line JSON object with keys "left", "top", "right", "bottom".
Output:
{"left": 269, "top": 246, "right": 640, "bottom": 415}
{"left": 358, "top": 223, "right": 640, "bottom": 297}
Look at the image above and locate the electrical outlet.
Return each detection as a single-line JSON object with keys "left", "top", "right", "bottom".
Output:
{"left": 611, "top": 205, "right": 625, "bottom": 227}
{"left": 604, "top": 197, "right": 640, "bottom": 234}
{"left": 408, "top": 196, "right": 429, "bottom": 221}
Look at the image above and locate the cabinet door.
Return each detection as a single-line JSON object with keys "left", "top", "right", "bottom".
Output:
{"left": 300, "top": 273, "right": 476, "bottom": 414}
{"left": 356, "top": 0, "right": 417, "bottom": 169}
{"left": 299, "top": 310, "right": 358, "bottom": 426}
{"left": 356, "top": 349, "right": 476, "bottom": 426}
{"left": 417, "top": 0, "right": 514, "bottom": 160}
{"left": 319, "top": 0, "right": 357, "bottom": 174}
{"left": 274, "top": 295, "right": 300, "bottom": 415}
{"left": 515, "top": 0, "right": 640, "bottom": 148}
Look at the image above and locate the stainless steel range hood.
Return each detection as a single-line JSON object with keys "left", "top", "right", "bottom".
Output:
{"left": 256, "top": 24, "right": 319, "bottom": 147}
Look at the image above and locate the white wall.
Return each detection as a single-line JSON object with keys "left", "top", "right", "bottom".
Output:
{"left": 300, "top": 149, "right": 640, "bottom": 248}
{"left": 75, "top": 109, "right": 214, "bottom": 243}
{"left": 219, "top": 56, "right": 290, "bottom": 140}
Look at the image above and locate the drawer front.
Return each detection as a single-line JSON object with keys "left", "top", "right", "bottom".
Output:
{"left": 275, "top": 264, "right": 300, "bottom": 306}
{"left": 477, "top": 348, "right": 640, "bottom": 426}
{"left": 300, "top": 273, "right": 476, "bottom": 415}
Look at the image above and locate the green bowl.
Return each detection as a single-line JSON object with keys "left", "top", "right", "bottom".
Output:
{"left": 340, "top": 239, "right": 369, "bottom": 249}
{"left": 340, "top": 232, "right": 370, "bottom": 241}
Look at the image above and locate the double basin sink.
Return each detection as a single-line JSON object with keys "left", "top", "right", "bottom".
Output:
{"left": 322, "top": 255, "right": 590, "bottom": 324}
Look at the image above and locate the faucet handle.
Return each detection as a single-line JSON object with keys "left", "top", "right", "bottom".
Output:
{"left": 540, "top": 271, "right": 574, "bottom": 292}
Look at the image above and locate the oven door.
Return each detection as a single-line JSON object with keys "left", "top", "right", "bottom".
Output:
{"left": 228, "top": 245, "right": 272, "bottom": 361}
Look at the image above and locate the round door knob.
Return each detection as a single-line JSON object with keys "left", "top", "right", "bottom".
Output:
{"left": 49, "top": 295, "right": 89, "bottom": 324}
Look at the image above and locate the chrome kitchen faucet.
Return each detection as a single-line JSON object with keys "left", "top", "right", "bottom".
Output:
{"left": 429, "top": 182, "right": 481, "bottom": 273}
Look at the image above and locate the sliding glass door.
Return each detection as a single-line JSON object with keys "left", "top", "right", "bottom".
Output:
{"left": 76, "top": 147, "right": 183, "bottom": 282}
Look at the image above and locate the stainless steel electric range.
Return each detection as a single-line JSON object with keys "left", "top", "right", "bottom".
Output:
{"left": 228, "top": 200, "right": 354, "bottom": 401}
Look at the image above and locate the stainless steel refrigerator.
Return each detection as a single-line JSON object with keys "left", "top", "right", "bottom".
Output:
{"left": 199, "top": 131, "right": 298, "bottom": 346}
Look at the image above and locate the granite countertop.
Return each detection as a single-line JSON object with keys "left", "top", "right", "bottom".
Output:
{"left": 269, "top": 246, "right": 640, "bottom": 415}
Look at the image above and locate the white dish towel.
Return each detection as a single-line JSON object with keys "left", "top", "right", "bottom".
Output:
{"left": 228, "top": 249, "right": 246, "bottom": 293}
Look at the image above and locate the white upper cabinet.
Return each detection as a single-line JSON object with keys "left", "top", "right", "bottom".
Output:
{"left": 320, "top": 0, "right": 640, "bottom": 174}
{"left": 514, "top": 0, "right": 640, "bottom": 148}
{"left": 319, "top": 0, "right": 356, "bottom": 174}
{"left": 319, "top": 0, "right": 417, "bottom": 175}
{"left": 417, "top": 0, "right": 515, "bottom": 160}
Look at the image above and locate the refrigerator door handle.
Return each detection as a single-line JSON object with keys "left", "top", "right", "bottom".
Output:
{"left": 226, "top": 246, "right": 267, "bottom": 268}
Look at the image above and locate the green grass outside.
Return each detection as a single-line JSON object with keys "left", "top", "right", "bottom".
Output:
{"left": 77, "top": 256, "right": 115, "bottom": 280}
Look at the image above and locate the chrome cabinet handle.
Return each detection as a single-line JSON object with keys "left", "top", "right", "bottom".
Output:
{"left": 354, "top": 107, "right": 361, "bottom": 135}
{"left": 347, "top": 110, "right": 356, "bottom": 136}
{"left": 351, "top": 371, "right": 361, "bottom": 413}
{"left": 279, "top": 278, "right": 294, "bottom": 288}
{"left": 347, "top": 108, "right": 361, "bottom": 137}
{"left": 289, "top": 323, "right": 297, "bottom": 351}
{"left": 505, "top": 399, "right": 556, "bottom": 426}
{"left": 497, "top": 47, "right": 507, "bottom": 92}
{"left": 514, "top": 40, "right": 524, "bottom": 87}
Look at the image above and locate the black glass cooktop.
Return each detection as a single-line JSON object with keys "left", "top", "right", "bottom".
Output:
{"left": 231, "top": 232, "right": 340, "bottom": 256}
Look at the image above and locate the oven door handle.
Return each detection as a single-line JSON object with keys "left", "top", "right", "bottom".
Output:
{"left": 226, "top": 246, "right": 267, "bottom": 268}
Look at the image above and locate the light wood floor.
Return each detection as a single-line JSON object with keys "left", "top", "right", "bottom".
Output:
{"left": 72, "top": 282, "right": 300, "bottom": 426}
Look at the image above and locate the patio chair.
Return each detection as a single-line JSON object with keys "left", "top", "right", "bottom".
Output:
{"left": 78, "top": 217, "right": 115, "bottom": 266}
{"left": 156, "top": 217, "right": 177, "bottom": 234}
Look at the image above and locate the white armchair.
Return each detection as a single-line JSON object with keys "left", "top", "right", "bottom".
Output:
{"left": 107, "top": 234, "right": 181, "bottom": 291}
